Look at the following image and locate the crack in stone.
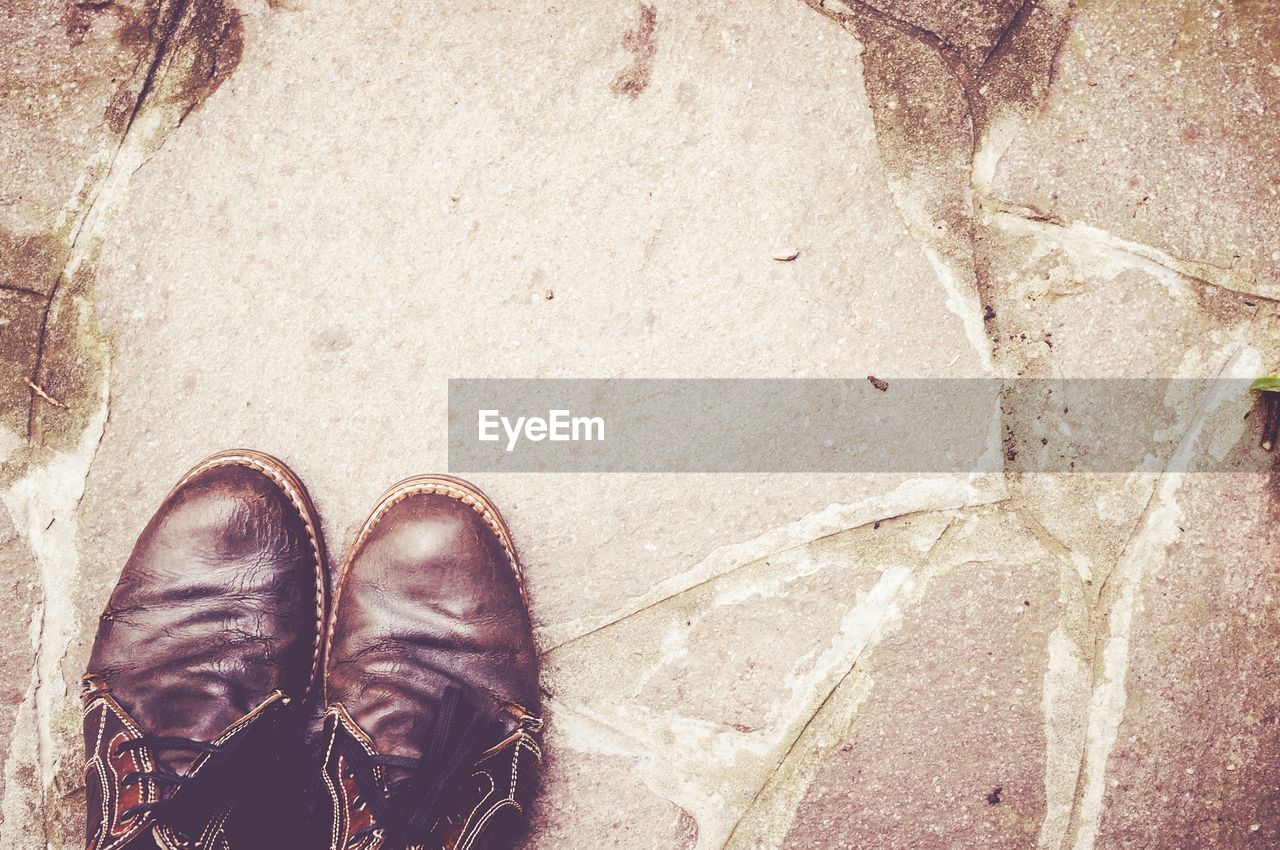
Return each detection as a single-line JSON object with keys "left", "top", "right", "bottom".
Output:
{"left": 781, "top": 4, "right": 1272, "bottom": 845}
{"left": 542, "top": 505, "right": 1002, "bottom": 849}
{"left": 805, "top": 0, "right": 997, "bottom": 95}
{"left": 28, "top": 600, "right": 49, "bottom": 841}
{"left": 551, "top": 558, "right": 922, "bottom": 849}
{"left": 1010, "top": 499, "right": 1092, "bottom": 585}
{"left": 802, "top": 0, "right": 1076, "bottom": 380}
{"left": 976, "top": 0, "right": 1034, "bottom": 72}
{"left": 718, "top": 647, "right": 872, "bottom": 850}
{"left": 537, "top": 479, "right": 1005, "bottom": 652}
{"left": 985, "top": 202, "right": 1279, "bottom": 305}
{"left": 0, "top": 376, "right": 110, "bottom": 844}
{"left": 545, "top": 511, "right": 905, "bottom": 649}
{"left": 720, "top": 519, "right": 957, "bottom": 850}
{"left": 1063, "top": 337, "right": 1259, "bottom": 850}
{"left": 1034, "top": 625, "right": 1090, "bottom": 850}
{"left": 25, "top": 0, "right": 245, "bottom": 444}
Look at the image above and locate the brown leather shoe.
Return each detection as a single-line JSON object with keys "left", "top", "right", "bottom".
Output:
{"left": 83, "top": 450, "right": 328, "bottom": 850}
{"left": 321, "top": 476, "right": 542, "bottom": 850}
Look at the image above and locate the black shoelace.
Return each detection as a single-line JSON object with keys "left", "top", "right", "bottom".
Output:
{"left": 117, "top": 735, "right": 236, "bottom": 820}
{"left": 342, "top": 686, "right": 493, "bottom": 848}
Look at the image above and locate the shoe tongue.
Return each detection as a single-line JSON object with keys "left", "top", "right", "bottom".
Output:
{"left": 345, "top": 686, "right": 499, "bottom": 843}
{"left": 363, "top": 685, "right": 492, "bottom": 775}
{"left": 134, "top": 686, "right": 248, "bottom": 776}
{"left": 159, "top": 695, "right": 285, "bottom": 812}
{"left": 351, "top": 677, "right": 473, "bottom": 764}
{"left": 147, "top": 709, "right": 282, "bottom": 847}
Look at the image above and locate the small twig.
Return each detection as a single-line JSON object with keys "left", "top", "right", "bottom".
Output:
{"left": 1262, "top": 392, "right": 1279, "bottom": 451}
{"left": 26, "top": 379, "right": 68, "bottom": 409}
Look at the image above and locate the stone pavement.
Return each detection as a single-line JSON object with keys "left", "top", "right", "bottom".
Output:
{"left": 1, "top": 0, "right": 1277, "bottom": 847}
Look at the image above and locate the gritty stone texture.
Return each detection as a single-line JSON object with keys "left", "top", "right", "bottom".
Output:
{"left": 0, "top": 511, "right": 39, "bottom": 815}
{"left": 81, "top": 0, "right": 986, "bottom": 648}
{"left": 992, "top": 0, "right": 1280, "bottom": 298}
{"left": 978, "top": 216, "right": 1265, "bottom": 600}
{"left": 1, "top": 0, "right": 247, "bottom": 471}
{"left": 782, "top": 557, "right": 1059, "bottom": 850}
{"left": 0, "top": 291, "right": 43, "bottom": 439}
{"left": 543, "top": 510, "right": 971, "bottom": 847}
{"left": 634, "top": 559, "right": 882, "bottom": 730}
{"left": 0, "top": 0, "right": 151, "bottom": 241}
{"left": 1, "top": 0, "right": 1278, "bottom": 847}
{"left": 0, "top": 0, "right": 150, "bottom": 459}
{"left": 1094, "top": 470, "right": 1280, "bottom": 849}
{"left": 521, "top": 748, "right": 700, "bottom": 850}
{"left": 861, "top": 0, "right": 1023, "bottom": 66}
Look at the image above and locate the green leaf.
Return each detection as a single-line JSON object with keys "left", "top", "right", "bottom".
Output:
{"left": 1251, "top": 376, "right": 1280, "bottom": 393}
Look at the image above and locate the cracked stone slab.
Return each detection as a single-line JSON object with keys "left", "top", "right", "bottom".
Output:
{"left": 0, "top": 0, "right": 155, "bottom": 265}
{"left": 855, "top": 0, "right": 1025, "bottom": 74}
{"left": 780, "top": 547, "right": 1068, "bottom": 849}
{"left": 989, "top": 0, "right": 1280, "bottom": 299}
{"left": 539, "top": 506, "right": 1087, "bottom": 848}
{"left": 979, "top": 205, "right": 1266, "bottom": 595}
{"left": 521, "top": 740, "right": 700, "bottom": 850}
{"left": 541, "top": 510, "right": 955, "bottom": 847}
{"left": 81, "top": 0, "right": 992, "bottom": 649}
{"left": 1090, "top": 467, "right": 1280, "bottom": 849}
{"left": 1073, "top": 311, "right": 1280, "bottom": 850}
{"left": 2, "top": 0, "right": 250, "bottom": 477}
{"left": 0, "top": 0, "right": 152, "bottom": 463}
{"left": 3, "top": 0, "right": 1279, "bottom": 845}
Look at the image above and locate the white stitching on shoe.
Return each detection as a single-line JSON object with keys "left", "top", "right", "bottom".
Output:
{"left": 322, "top": 705, "right": 387, "bottom": 850}
{"left": 454, "top": 769, "right": 497, "bottom": 850}
{"left": 152, "top": 804, "right": 235, "bottom": 850}
{"left": 321, "top": 477, "right": 537, "bottom": 849}
{"left": 320, "top": 711, "right": 344, "bottom": 850}
{"left": 83, "top": 690, "right": 158, "bottom": 850}
{"left": 454, "top": 733, "right": 540, "bottom": 850}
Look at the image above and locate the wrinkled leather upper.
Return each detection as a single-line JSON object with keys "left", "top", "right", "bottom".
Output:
{"left": 326, "top": 491, "right": 539, "bottom": 753}
{"left": 324, "top": 487, "right": 541, "bottom": 849}
{"left": 84, "top": 457, "right": 325, "bottom": 849}
{"left": 88, "top": 462, "right": 322, "bottom": 756}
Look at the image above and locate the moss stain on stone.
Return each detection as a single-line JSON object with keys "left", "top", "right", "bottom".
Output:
{"left": 5, "top": 0, "right": 249, "bottom": 486}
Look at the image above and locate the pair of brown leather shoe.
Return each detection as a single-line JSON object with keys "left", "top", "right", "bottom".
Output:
{"left": 82, "top": 450, "right": 542, "bottom": 850}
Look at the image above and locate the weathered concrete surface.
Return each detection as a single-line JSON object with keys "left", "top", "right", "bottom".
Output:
{"left": 0, "top": 0, "right": 150, "bottom": 297}
{"left": 781, "top": 551, "right": 1062, "bottom": 849}
{"left": 2, "top": 0, "right": 1278, "bottom": 848}
{"left": 1092, "top": 468, "right": 1280, "bottom": 849}
{"left": 1, "top": 0, "right": 245, "bottom": 468}
{"left": 0, "top": 512, "right": 39, "bottom": 822}
{"left": 0, "top": 0, "right": 136, "bottom": 449}
{"left": 525, "top": 747, "right": 701, "bottom": 850}
{"left": 81, "top": 0, "right": 994, "bottom": 650}
{"left": 543, "top": 510, "right": 962, "bottom": 848}
{"left": 991, "top": 0, "right": 1280, "bottom": 300}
